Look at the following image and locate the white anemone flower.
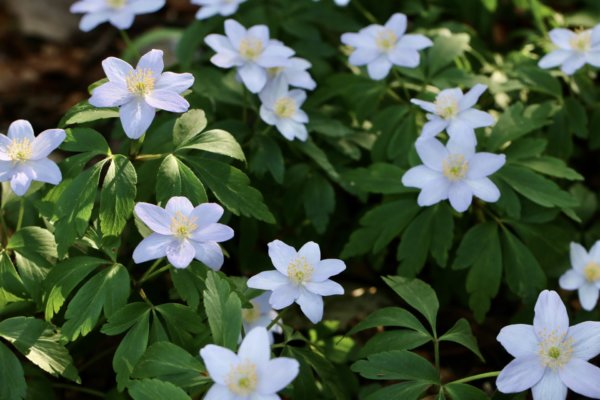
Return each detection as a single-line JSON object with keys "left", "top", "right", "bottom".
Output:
{"left": 402, "top": 137, "right": 506, "bottom": 213}
{"left": 410, "top": 84, "right": 495, "bottom": 147}
{"left": 264, "top": 57, "right": 317, "bottom": 91}
{"left": 205, "top": 19, "right": 295, "bottom": 93}
{"left": 559, "top": 242, "right": 600, "bottom": 311}
{"left": 497, "top": 290, "right": 600, "bottom": 399}
{"left": 0, "top": 120, "right": 65, "bottom": 196}
{"left": 89, "top": 49, "right": 194, "bottom": 140}
{"left": 340, "top": 13, "right": 432, "bottom": 80}
{"left": 191, "top": 0, "right": 246, "bottom": 20}
{"left": 538, "top": 25, "right": 600, "bottom": 75}
{"left": 242, "top": 292, "right": 282, "bottom": 344}
{"left": 133, "top": 197, "right": 234, "bottom": 270}
{"left": 247, "top": 240, "right": 345, "bottom": 324}
{"left": 70, "top": 0, "right": 165, "bottom": 32}
{"left": 259, "top": 77, "right": 309, "bottom": 142}
{"left": 200, "top": 327, "right": 299, "bottom": 400}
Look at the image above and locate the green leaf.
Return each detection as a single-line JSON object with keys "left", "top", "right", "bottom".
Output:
{"left": 0, "top": 342, "right": 26, "bottom": 400}
{"left": 249, "top": 134, "right": 285, "bottom": 184}
{"left": 173, "top": 109, "right": 207, "bottom": 147}
{"left": 186, "top": 157, "right": 275, "bottom": 223}
{"left": 341, "top": 163, "right": 409, "bottom": 194}
{"left": 62, "top": 264, "right": 130, "bottom": 340}
{"left": 303, "top": 173, "right": 335, "bottom": 234}
{"left": 516, "top": 156, "right": 583, "bottom": 181}
{"left": 62, "top": 127, "right": 111, "bottom": 155}
{"left": 0, "top": 252, "right": 27, "bottom": 306}
{"left": 565, "top": 97, "right": 588, "bottom": 138}
{"left": 177, "top": 129, "right": 245, "bottom": 162}
{"left": 155, "top": 303, "right": 204, "bottom": 351}
{"left": 128, "top": 379, "right": 191, "bottom": 400}
{"left": 101, "top": 302, "right": 151, "bottom": 336}
{"left": 203, "top": 271, "right": 242, "bottom": 350}
{"left": 13, "top": 251, "right": 51, "bottom": 307}
{"left": 59, "top": 101, "right": 118, "bottom": 127}
{"left": 351, "top": 350, "right": 439, "bottom": 383}
{"left": 113, "top": 311, "right": 150, "bottom": 390}
{"left": 297, "top": 140, "right": 340, "bottom": 180}
{"left": 439, "top": 319, "right": 484, "bottom": 361}
{"left": 100, "top": 155, "right": 137, "bottom": 237}
{"left": 347, "top": 307, "right": 430, "bottom": 337}
{"left": 383, "top": 276, "right": 439, "bottom": 332}
{"left": 365, "top": 382, "right": 432, "bottom": 400}
{"left": 444, "top": 383, "right": 489, "bottom": 400}
{"left": 171, "top": 262, "right": 208, "bottom": 309}
{"left": 0, "top": 317, "right": 79, "bottom": 382}
{"left": 156, "top": 155, "right": 208, "bottom": 205}
{"left": 430, "top": 203, "right": 454, "bottom": 267}
{"left": 515, "top": 66, "right": 562, "bottom": 98}
{"left": 428, "top": 33, "right": 470, "bottom": 77}
{"left": 359, "top": 330, "right": 432, "bottom": 358}
{"left": 8, "top": 227, "right": 57, "bottom": 259}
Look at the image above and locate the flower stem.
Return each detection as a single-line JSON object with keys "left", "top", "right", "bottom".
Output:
{"left": 352, "top": 0, "right": 378, "bottom": 24}
{"left": 449, "top": 371, "right": 501, "bottom": 385}
{"left": 16, "top": 198, "right": 25, "bottom": 231}
{"left": 52, "top": 383, "right": 105, "bottom": 398}
{"left": 140, "top": 265, "right": 171, "bottom": 284}
{"left": 119, "top": 29, "right": 140, "bottom": 59}
{"left": 138, "top": 258, "right": 164, "bottom": 284}
{"left": 266, "top": 308, "right": 286, "bottom": 331}
{"left": 433, "top": 336, "right": 441, "bottom": 372}
{"left": 134, "top": 154, "right": 164, "bottom": 161}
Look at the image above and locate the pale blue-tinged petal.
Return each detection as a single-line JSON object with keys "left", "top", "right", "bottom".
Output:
{"left": 30, "top": 129, "right": 66, "bottom": 159}
{"left": 447, "top": 120, "right": 476, "bottom": 148}
{"left": 248, "top": 25, "right": 269, "bottom": 44}
{"left": 367, "top": 56, "right": 393, "bottom": 80}
{"left": 225, "top": 19, "right": 246, "bottom": 48}
{"left": 205, "top": 34, "right": 235, "bottom": 53}
{"left": 402, "top": 165, "right": 442, "bottom": 189}
{"left": 102, "top": 57, "right": 134, "bottom": 84}
{"left": 531, "top": 370, "right": 567, "bottom": 400}
{"left": 410, "top": 98, "right": 436, "bottom": 113}
{"left": 389, "top": 47, "right": 421, "bottom": 68}
{"left": 256, "top": 45, "right": 295, "bottom": 68}
{"left": 166, "top": 239, "right": 195, "bottom": 269}
{"left": 203, "top": 384, "right": 235, "bottom": 400}
{"left": 257, "top": 358, "right": 299, "bottom": 394}
{"left": 238, "top": 63, "right": 268, "bottom": 93}
{"left": 496, "top": 355, "right": 545, "bottom": 393}
{"left": 538, "top": 49, "right": 572, "bottom": 69}
{"left": 592, "top": 25, "right": 600, "bottom": 47}
{"left": 191, "top": 241, "right": 224, "bottom": 270}
{"left": 417, "top": 177, "right": 450, "bottom": 206}
{"left": 79, "top": 12, "right": 111, "bottom": 32}
{"left": 438, "top": 88, "right": 463, "bottom": 101}
{"left": 134, "top": 203, "right": 172, "bottom": 235}
{"left": 0, "top": 135, "right": 11, "bottom": 154}
{"left": 457, "top": 109, "right": 495, "bottom": 129}
{"left": 446, "top": 137, "right": 475, "bottom": 159}
{"left": 192, "top": 224, "right": 234, "bottom": 243}
{"left": 260, "top": 106, "right": 278, "bottom": 125}
{"left": 120, "top": 99, "right": 156, "bottom": 140}
{"left": 561, "top": 54, "right": 586, "bottom": 75}
{"left": 195, "top": 5, "right": 219, "bottom": 20}
{"left": 305, "top": 280, "right": 344, "bottom": 296}
{"left": 155, "top": 72, "right": 194, "bottom": 93}
{"left": 397, "top": 34, "right": 432, "bottom": 50}
{"left": 312, "top": 259, "right": 346, "bottom": 282}
{"left": 238, "top": 327, "right": 270, "bottom": 366}
{"left": 145, "top": 90, "right": 189, "bottom": 113}
{"left": 268, "top": 240, "right": 297, "bottom": 274}
{"left": 276, "top": 119, "right": 307, "bottom": 141}
{"left": 589, "top": 241, "right": 600, "bottom": 262}
{"left": 293, "top": 109, "right": 309, "bottom": 124}
{"left": 212, "top": 51, "right": 244, "bottom": 70}
{"left": 128, "top": 0, "right": 166, "bottom": 13}
{"left": 200, "top": 345, "right": 238, "bottom": 385}
{"left": 219, "top": 2, "right": 242, "bottom": 16}
{"left": 568, "top": 321, "right": 600, "bottom": 361}
{"left": 109, "top": 12, "right": 135, "bottom": 30}
{"left": 448, "top": 181, "right": 473, "bottom": 213}
{"left": 90, "top": 82, "right": 132, "bottom": 107}
{"left": 458, "top": 84, "right": 488, "bottom": 111}
{"left": 533, "top": 290, "right": 569, "bottom": 338}
{"left": 288, "top": 90, "right": 307, "bottom": 107}
{"left": 559, "top": 270, "right": 584, "bottom": 290}
{"left": 415, "top": 138, "right": 447, "bottom": 171}
{"left": 497, "top": 324, "right": 538, "bottom": 358}
{"left": 189, "top": 203, "right": 225, "bottom": 229}
{"left": 8, "top": 120, "right": 35, "bottom": 141}
{"left": 165, "top": 196, "right": 194, "bottom": 216}
{"left": 297, "top": 242, "right": 320, "bottom": 266}
{"left": 465, "top": 178, "right": 500, "bottom": 203}
{"left": 0, "top": 161, "right": 14, "bottom": 180}
{"left": 247, "top": 271, "right": 290, "bottom": 291}
{"left": 341, "top": 32, "right": 376, "bottom": 49}
{"left": 570, "top": 242, "right": 589, "bottom": 272}
{"left": 132, "top": 233, "right": 173, "bottom": 264}
{"left": 137, "top": 49, "right": 164, "bottom": 77}
{"left": 559, "top": 359, "right": 600, "bottom": 398}
{"left": 420, "top": 118, "right": 448, "bottom": 140}
{"left": 549, "top": 28, "right": 575, "bottom": 50}
{"left": 284, "top": 67, "right": 316, "bottom": 90}
{"left": 10, "top": 171, "right": 32, "bottom": 196}
{"left": 296, "top": 289, "right": 324, "bottom": 324}
{"left": 270, "top": 285, "right": 301, "bottom": 309}
{"left": 251, "top": 394, "right": 279, "bottom": 400}
{"left": 26, "top": 159, "right": 62, "bottom": 185}
{"left": 466, "top": 153, "right": 505, "bottom": 179}
{"left": 385, "top": 13, "right": 407, "bottom": 37}
{"left": 578, "top": 284, "right": 599, "bottom": 311}
{"left": 71, "top": 1, "right": 105, "bottom": 13}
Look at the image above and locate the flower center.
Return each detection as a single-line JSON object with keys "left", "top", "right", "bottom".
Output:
{"left": 242, "top": 300, "right": 261, "bottom": 323}
{"left": 434, "top": 93, "right": 460, "bottom": 119}
{"left": 442, "top": 154, "right": 469, "bottom": 181}
{"left": 273, "top": 97, "right": 297, "bottom": 119}
{"left": 538, "top": 330, "right": 573, "bottom": 370}
{"left": 7, "top": 138, "right": 33, "bottom": 163}
{"left": 170, "top": 212, "right": 198, "bottom": 239}
{"left": 583, "top": 261, "right": 600, "bottom": 282}
{"left": 226, "top": 361, "right": 258, "bottom": 396}
{"left": 106, "top": 0, "right": 126, "bottom": 9}
{"left": 239, "top": 37, "right": 264, "bottom": 60}
{"left": 375, "top": 28, "right": 398, "bottom": 52}
{"left": 267, "top": 66, "right": 284, "bottom": 77}
{"left": 569, "top": 31, "right": 591, "bottom": 52}
{"left": 287, "top": 257, "right": 314, "bottom": 285}
{"left": 126, "top": 69, "right": 155, "bottom": 96}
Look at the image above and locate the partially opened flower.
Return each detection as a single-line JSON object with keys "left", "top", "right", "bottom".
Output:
{"left": 402, "top": 137, "right": 505, "bottom": 212}
{"left": 89, "top": 49, "right": 194, "bottom": 140}
{"left": 497, "top": 290, "right": 600, "bottom": 399}
{"left": 133, "top": 197, "right": 234, "bottom": 270}
{"left": 538, "top": 25, "right": 600, "bottom": 75}
{"left": 559, "top": 242, "right": 600, "bottom": 311}
{"left": 247, "top": 240, "right": 345, "bottom": 324}
{"left": 205, "top": 19, "right": 295, "bottom": 93}
{"left": 70, "top": 0, "right": 165, "bottom": 32}
{"left": 200, "top": 327, "right": 299, "bottom": 400}
{"left": 191, "top": 0, "right": 246, "bottom": 20}
{"left": 264, "top": 57, "right": 317, "bottom": 91}
{"left": 341, "top": 13, "right": 432, "bottom": 80}
{"left": 242, "top": 292, "right": 282, "bottom": 343}
{"left": 0, "top": 120, "right": 65, "bottom": 196}
{"left": 411, "top": 84, "right": 494, "bottom": 147}
{"left": 259, "top": 77, "right": 309, "bottom": 141}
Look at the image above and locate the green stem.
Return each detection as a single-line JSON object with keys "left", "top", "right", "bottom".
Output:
{"left": 53, "top": 383, "right": 105, "bottom": 398}
{"left": 0, "top": 212, "right": 8, "bottom": 248}
{"left": 266, "top": 308, "right": 286, "bottom": 331}
{"left": 433, "top": 335, "right": 441, "bottom": 373}
{"left": 449, "top": 371, "right": 501, "bottom": 385}
{"left": 16, "top": 199, "right": 24, "bottom": 231}
{"left": 243, "top": 87, "right": 249, "bottom": 124}
{"left": 139, "top": 288, "right": 154, "bottom": 308}
{"left": 138, "top": 258, "right": 164, "bottom": 283}
{"left": 129, "top": 134, "right": 146, "bottom": 158}
{"left": 119, "top": 29, "right": 140, "bottom": 58}
{"left": 140, "top": 265, "right": 171, "bottom": 284}
{"left": 134, "top": 154, "right": 164, "bottom": 161}
{"left": 353, "top": 0, "right": 378, "bottom": 24}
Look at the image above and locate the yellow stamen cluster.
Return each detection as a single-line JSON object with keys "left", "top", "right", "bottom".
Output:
{"left": 442, "top": 154, "right": 469, "bottom": 181}
{"left": 126, "top": 69, "right": 155, "bottom": 96}
{"left": 106, "top": 0, "right": 126, "bottom": 9}
{"left": 569, "top": 30, "right": 592, "bottom": 52}
{"left": 170, "top": 212, "right": 198, "bottom": 239}
{"left": 273, "top": 97, "right": 297, "bottom": 119}
{"left": 434, "top": 93, "right": 460, "bottom": 119}
{"left": 239, "top": 37, "right": 264, "bottom": 60}
{"left": 226, "top": 362, "right": 258, "bottom": 396}
{"left": 583, "top": 261, "right": 600, "bottom": 283}
{"left": 287, "top": 256, "right": 314, "bottom": 285}
{"left": 242, "top": 300, "right": 261, "bottom": 323}
{"left": 375, "top": 29, "right": 398, "bottom": 52}
{"left": 537, "top": 329, "right": 573, "bottom": 370}
{"left": 7, "top": 138, "right": 33, "bottom": 163}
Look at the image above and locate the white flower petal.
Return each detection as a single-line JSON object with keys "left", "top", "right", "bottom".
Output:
{"left": 385, "top": 13, "right": 407, "bottom": 37}
{"left": 588, "top": 241, "right": 600, "bottom": 262}
{"left": 239, "top": 327, "right": 270, "bottom": 366}
{"left": 90, "top": 82, "right": 132, "bottom": 107}
{"left": 397, "top": 34, "right": 432, "bottom": 50}
{"left": 195, "top": 5, "right": 219, "bottom": 20}
{"left": 205, "top": 34, "right": 236, "bottom": 53}
{"left": 165, "top": 196, "right": 194, "bottom": 215}
{"left": 592, "top": 25, "right": 600, "bottom": 47}
{"left": 466, "top": 153, "right": 506, "bottom": 179}
{"left": 305, "top": 280, "right": 344, "bottom": 296}
{"left": 191, "top": 241, "right": 225, "bottom": 270}
{"left": 340, "top": 32, "right": 376, "bottom": 49}
{"left": 256, "top": 45, "right": 295, "bottom": 68}
{"left": 192, "top": 224, "right": 234, "bottom": 243}
{"left": 203, "top": 384, "right": 235, "bottom": 400}
{"left": 248, "top": 25, "right": 270, "bottom": 44}
{"left": 137, "top": 49, "right": 164, "bottom": 77}
{"left": 497, "top": 324, "right": 538, "bottom": 358}
{"left": 349, "top": 48, "right": 379, "bottom": 66}
{"left": 296, "top": 289, "right": 324, "bottom": 324}
{"left": 559, "top": 269, "right": 584, "bottom": 290}
{"left": 238, "top": 63, "right": 268, "bottom": 93}
{"left": 260, "top": 106, "right": 278, "bottom": 125}
{"left": 268, "top": 240, "right": 297, "bottom": 274}
{"left": 8, "top": 120, "right": 35, "bottom": 141}
{"left": 145, "top": 90, "right": 189, "bottom": 113}
{"left": 102, "top": 57, "right": 134, "bottom": 84}
{"left": 120, "top": 99, "right": 156, "bottom": 140}
{"left": 410, "top": 99, "right": 436, "bottom": 113}
{"left": 415, "top": 138, "right": 448, "bottom": 171}
{"left": 417, "top": 177, "right": 450, "bottom": 206}
{"left": 531, "top": 370, "right": 567, "bottom": 400}
{"left": 10, "top": 171, "right": 32, "bottom": 196}
{"left": 257, "top": 358, "right": 300, "bottom": 394}
{"left": 568, "top": 321, "right": 600, "bottom": 361}
{"left": 225, "top": 19, "right": 247, "bottom": 48}
{"left": 247, "top": 271, "right": 290, "bottom": 291}
{"left": 458, "top": 84, "right": 488, "bottom": 111}
{"left": 26, "top": 159, "right": 62, "bottom": 185}
{"left": 533, "top": 290, "right": 569, "bottom": 339}
{"left": 155, "top": 72, "right": 194, "bottom": 93}
{"left": 549, "top": 28, "right": 575, "bottom": 50}
{"left": 29, "top": 129, "right": 65, "bottom": 160}
{"left": 446, "top": 137, "right": 475, "bottom": 159}
{"left": 448, "top": 182, "right": 473, "bottom": 213}
{"left": 134, "top": 203, "right": 172, "bottom": 235}
{"left": 389, "top": 47, "right": 421, "bottom": 68}
{"left": 166, "top": 239, "right": 196, "bottom": 269}
{"left": 0, "top": 161, "right": 14, "bottom": 180}
{"left": 457, "top": 109, "right": 495, "bottom": 129}
{"left": 561, "top": 54, "right": 586, "bottom": 75}
{"left": 559, "top": 359, "right": 600, "bottom": 398}
{"left": 465, "top": 178, "right": 500, "bottom": 203}
{"left": 578, "top": 284, "right": 599, "bottom": 311}
{"left": 129, "top": 0, "right": 165, "bottom": 13}
{"left": 270, "top": 284, "right": 301, "bottom": 309}
{"left": 189, "top": 203, "right": 225, "bottom": 229}
{"left": 109, "top": 12, "right": 135, "bottom": 30}
{"left": 447, "top": 120, "right": 476, "bottom": 148}
{"left": 200, "top": 345, "right": 238, "bottom": 385}
{"left": 402, "top": 165, "right": 442, "bottom": 189}
{"left": 538, "top": 49, "right": 572, "bottom": 69}
{"left": 496, "top": 355, "right": 545, "bottom": 393}
{"left": 132, "top": 233, "right": 173, "bottom": 264}
{"left": 367, "top": 57, "right": 393, "bottom": 80}
{"left": 312, "top": 259, "right": 346, "bottom": 282}
{"left": 79, "top": 12, "right": 110, "bottom": 32}
{"left": 420, "top": 118, "right": 448, "bottom": 140}
{"left": 275, "top": 119, "right": 307, "bottom": 141}
{"left": 570, "top": 242, "right": 589, "bottom": 272}
{"left": 297, "top": 242, "right": 320, "bottom": 266}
